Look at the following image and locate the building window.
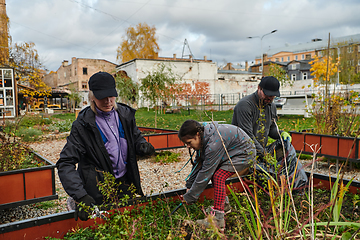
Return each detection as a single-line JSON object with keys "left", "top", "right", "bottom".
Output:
{"left": 295, "top": 55, "right": 298, "bottom": 60}
{"left": 291, "top": 74, "right": 296, "bottom": 81}
{"left": 302, "top": 72, "right": 308, "bottom": 80}
{"left": 301, "top": 54, "right": 305, "bottom": 60}
{"left": 358, "top": 45, "right": 360, "bottom": 52}
{"left": 358, "top": 60, "right": 360, "bottom": 66}
{"left": 289, "top": 63, "right": 299, "bottom": 70}
{"left": 306, "top": 54, "right": 311, "bottom": 59}
{"left": 83, "top": 67, "right": 88, "bottom": 75}
{"left": 82, "top": 82, "right": 87, "bottom": 89}
{"left": 275, "top": 58, "right": 279, "bottom": 62}
{"left": 281, "top": 57, "right": 284, "bottom": 62}
{"left": 348, "top": 46, "right": 353, "bottom": 53}
{"left": 64, "top": 72, "right": 66, "bottom": 78}
{"left": 287, "top": 56, "right": 290, "bottom": 61}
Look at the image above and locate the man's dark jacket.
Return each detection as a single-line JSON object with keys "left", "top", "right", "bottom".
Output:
{"left": 56, "top": 103, "right": 148, "bottom": 205}
{"left": 232, "top": 91, "right": 281, "bottom": 157}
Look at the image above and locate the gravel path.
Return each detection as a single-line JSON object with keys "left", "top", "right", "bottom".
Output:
{"left": 1, "top": 138, "right": 359, "bottom": 225}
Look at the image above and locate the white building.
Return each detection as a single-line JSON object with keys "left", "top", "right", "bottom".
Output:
{"left": 116, "top": 55, "right": 262, "bottom": 107}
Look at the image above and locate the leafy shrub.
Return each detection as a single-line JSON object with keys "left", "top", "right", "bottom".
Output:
{"left": 48, "top": 119, "right": 73, "bottom": 133}
{"left": 155, "top": 151, "right": 180, "bottom": 164}
{"left": 17, "top": 127, "right": 43, "bottom": 142}
{"left": 19, "top": 115, "right": 52, "bottom": 128}
{"left": 0, "top": 141, "right": 41, "bottom": 172}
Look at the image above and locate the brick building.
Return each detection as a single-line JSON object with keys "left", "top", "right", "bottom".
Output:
{"left": 43, "top": 57, "right": 117, "bottom": 91}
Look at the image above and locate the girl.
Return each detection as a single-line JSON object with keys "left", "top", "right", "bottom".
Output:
{"left": 178, "top": 120, "right": 256, "bottom": 230}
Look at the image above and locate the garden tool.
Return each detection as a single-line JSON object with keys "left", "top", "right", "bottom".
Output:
{"left": 91, "top": 203, "right": 108, "bottom": 220}
{"left": 171, "top": 202, "right": 183, "bottom": 215}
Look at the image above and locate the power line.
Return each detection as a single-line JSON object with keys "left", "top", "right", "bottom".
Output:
{"left": 10, "top": 21, "right": 95, "bottom": 53}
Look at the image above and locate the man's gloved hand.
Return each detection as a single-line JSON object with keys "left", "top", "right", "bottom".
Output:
{"left": 281, "top": 131, "right": 292, "bottom": 142}
{"left": 75, "top": 194, "right": 95, "bottom": 221}
{"left": 140, "top": 142, "right": 155, "bottom": 155}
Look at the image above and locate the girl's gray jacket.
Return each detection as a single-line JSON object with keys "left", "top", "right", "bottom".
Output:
{"left": 183, "top": 123, "right": 256, "bottom": 204}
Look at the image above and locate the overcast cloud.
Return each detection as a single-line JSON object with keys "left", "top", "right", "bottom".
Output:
{"left": 6, "top": 0, "right": 360, "bottom": 72}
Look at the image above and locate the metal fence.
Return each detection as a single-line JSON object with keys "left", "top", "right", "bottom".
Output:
{"left": 166, "top": 93, "right": 243, "bottom": 111}
{"left": 151, "top": 87, "right": 360, "bottom": 112}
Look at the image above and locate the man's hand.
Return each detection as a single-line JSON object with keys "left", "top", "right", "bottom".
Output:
{"left": 281, "top": 131, "right": 292, "bottom": 142}
{"left": 75, "top": 194, "right": 95, "bottom": 221}
{"left": 140, "top": 142, "right": 155, "bottom": 155}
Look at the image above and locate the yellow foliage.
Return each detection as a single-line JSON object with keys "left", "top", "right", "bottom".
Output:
{"left": 116, "top": 23, "right": 160, "bottom": 63}
{"left": 9, "top": 42, "right": 51, "bottom": 99}
{"left": 309, "top": 55, "right": 339, "bottom": 84}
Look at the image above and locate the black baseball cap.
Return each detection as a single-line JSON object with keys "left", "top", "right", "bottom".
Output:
{"left": 89, "top": 72, "right": 118, "bottom": 100}
{"left": 259, "top": 76, "right": 280, "bottom": 97}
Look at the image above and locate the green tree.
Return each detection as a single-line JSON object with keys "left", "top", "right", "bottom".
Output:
{"left": 140, "top": 63, "right": 177, "bottom": 127}
{"left": 116, "top": 23, "right": 160, "bottom": 63}
{"left": 115, "top": 72, "right": 138, "bottom": 106}
{"left": 67, "top": 86, "right": 82, "bottom": 112}
{"left": 267, "top": 63, "right": 292, "bottom": 87}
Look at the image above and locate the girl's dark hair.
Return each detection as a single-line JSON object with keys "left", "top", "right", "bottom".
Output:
{"left": 178, "top": 120, "right": 204, "bottom": 140}
{"left": 178, "top": 120, "right": 205, "bottom": 165}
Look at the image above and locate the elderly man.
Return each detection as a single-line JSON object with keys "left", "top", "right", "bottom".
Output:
{"left": 57, "top": 71, "right": 155, "bottom": 221}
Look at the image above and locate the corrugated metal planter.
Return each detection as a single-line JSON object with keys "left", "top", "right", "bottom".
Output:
{"left": 0, "top": 172, "right": 359, "bottom": 240}
{"left": 290, "top": 131, "right": 360, "bottom": 163}
{"left": 139, "top": 127, "right": 184, "bottom": 150}
{"left": 0, "top": 151, "right": 57, "bottom": 210}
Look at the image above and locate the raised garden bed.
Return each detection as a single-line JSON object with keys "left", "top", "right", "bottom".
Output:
{"left": 0, "top": 172, "right": 359, "bottom": 239}
{"left": 0, "top": 151, "right": 57, "bottom": 210}
{"left": 290, "top": 131, "right": 360, "bottom": 162}
{"left": 139, "top": 126, "right": 184, "bottom": 150}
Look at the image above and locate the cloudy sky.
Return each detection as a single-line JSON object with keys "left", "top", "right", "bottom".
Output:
{"left": 6, "top": 0, "right": 360, "bottom": 72}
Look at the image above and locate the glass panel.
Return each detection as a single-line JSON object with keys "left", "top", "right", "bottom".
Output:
{"left": 5, "top": 108, "right": 14, "bottom": 117}
{"left": 0, "top": 77, "right": 2, "bottom": 88}
{"left": 0, "top": 70, "right": 2, "bottom": 78}
{"left": 4, "top": 77, "right": 12, "bottom": 87}
{"left": 4, "top": 70, "right": 11, "bottom": 78}
{"left": 0, "top": 89, "right": 3, "bottom": 106}
{"left": 5, "top": 89, "right": 13, "bottom": 106}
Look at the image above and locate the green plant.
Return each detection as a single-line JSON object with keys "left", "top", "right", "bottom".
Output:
{"left": 19, "top": 115, "right": 52, "bottom": 127}
{"left": 154, "top": 151, "right": 180, "bottom": 164}
{"left": 17, "top": 127, "right": 43, "bottom": 142}
{"left": 48, "top": 119, "right": 73, "bottom": 133}
{"left": 32, "top": 201, "right": 57, "bottom": 210}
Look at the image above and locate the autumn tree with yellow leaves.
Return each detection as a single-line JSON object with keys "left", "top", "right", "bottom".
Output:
{"left": 116, "top": 23, "right": 160, "bottom": 63}
{"left": 9, "top": 42, "right": 51, "bottom": 100}
{"left": 309, "top": 50, "right": 358, "bottom": 136}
